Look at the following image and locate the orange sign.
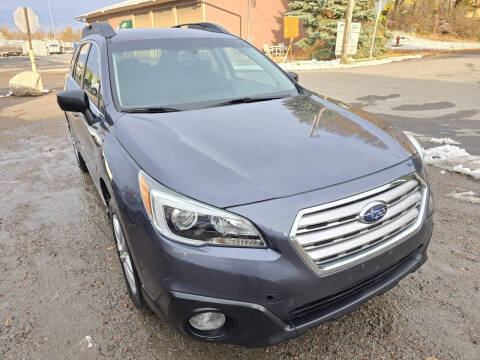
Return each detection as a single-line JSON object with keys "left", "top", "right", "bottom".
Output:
{"left": 284, "top": 16, "right": 299, "bottom": 39}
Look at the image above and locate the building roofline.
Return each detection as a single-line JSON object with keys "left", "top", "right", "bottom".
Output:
{"left": 76, "top": 0, "right": 200, "bottom": 21}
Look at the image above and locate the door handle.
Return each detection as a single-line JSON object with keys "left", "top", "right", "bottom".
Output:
{"left": 73, "top": 112, "right": 79, "bottom": 117}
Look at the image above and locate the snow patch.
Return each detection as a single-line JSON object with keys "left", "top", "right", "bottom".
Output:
{"left": 452, "top": 164, "right": 480, "bottom": 179}
{"left": 404, "top": 132, "right": 460, "bottom": 145}
{"left": 406, "top": 132, "right": 480, "bottom": 180}
{"left": 77, "top": 335, "right": 94, "bottom": 351}
{"left": 423, "top": 145, "right": 480, "bottom": 180}
{"left": 391, "top": 33, "right": 480, "bottom": 51}
{"left": 447, "top": 191, "right": 480, "bottom": 204}
{"left": 85, "top": 336, "right": 93, "bottom": 348}
{"left": 424, "top": 144, "right": 470, "bottom": 163}
{"left": 427, "top": 137, "right": 460, "bottom": 145}
{"left": 278, "top": 55, "right": 423, "bottom": 71}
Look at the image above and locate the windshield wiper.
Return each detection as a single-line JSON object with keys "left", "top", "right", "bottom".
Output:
{"left": 211, "top": 95, "right": 289, "bottom": 108}
{"left": 123, "top": 106, "right": 182, "bottom": 113}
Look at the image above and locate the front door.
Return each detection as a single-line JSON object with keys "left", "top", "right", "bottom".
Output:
{"left": 79, "top": 43, "right": 105, "bottom": 184}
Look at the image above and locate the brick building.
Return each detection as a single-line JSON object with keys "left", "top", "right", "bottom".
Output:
{"left": 76, "top": 0, "right": 304, "bottom": 50}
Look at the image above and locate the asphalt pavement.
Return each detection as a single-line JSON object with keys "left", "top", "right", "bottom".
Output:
{"left": 0, "top": 54, "right": 71, "bottom": 72}
{"left": 0, "top": 53, "right": 479, "bottom": 359}
{"left": 299, "top": 51, "right": 480, "bottom": 155}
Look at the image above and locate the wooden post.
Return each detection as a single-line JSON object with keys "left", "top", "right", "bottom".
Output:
{"left": 340, "top": 0, "right": 355, "bottom": 64}
{"left": 23, "top": 7, "right": 36, "bottom": 73}
{"left": 283, "top": 37, "right": 294, "bottom": 63}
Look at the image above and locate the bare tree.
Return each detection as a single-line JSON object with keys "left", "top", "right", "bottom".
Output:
{"left": 434, "top": 0, "right": 440, "bottom": 32}
{"left": 392, "top": 0, "right": 406, "bottom": 21}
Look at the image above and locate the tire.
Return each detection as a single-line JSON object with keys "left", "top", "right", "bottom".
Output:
{"left": 67, "top": 126, "right": 88, "bottom": 172}
{"left": 109, "top": 200, "right": 145, "bottom": 308}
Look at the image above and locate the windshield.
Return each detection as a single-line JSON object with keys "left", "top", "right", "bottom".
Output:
{"left": 110, "top": 37, "right": 297, "bottom": 110}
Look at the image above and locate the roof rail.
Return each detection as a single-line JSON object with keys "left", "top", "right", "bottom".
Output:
{"left": 82, "top": 22, "right": 116, "bottom": 39}
{"left": 172, "top": 22, "right": 231, "bottom": 35}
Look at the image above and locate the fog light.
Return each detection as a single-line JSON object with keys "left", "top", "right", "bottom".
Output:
{"left": 188, "top": 312, "right": 226, "bottom": 331}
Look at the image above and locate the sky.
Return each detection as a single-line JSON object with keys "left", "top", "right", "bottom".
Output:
{"left": 0, "top": 0, "right": 120, "bottom": 32}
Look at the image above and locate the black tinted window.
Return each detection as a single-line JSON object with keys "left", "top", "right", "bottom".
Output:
{"left": 83, "top": 45, "right": 102, "bottom": 109}
{"left": 73, "top": 43, "right": 90, "bottom": 86}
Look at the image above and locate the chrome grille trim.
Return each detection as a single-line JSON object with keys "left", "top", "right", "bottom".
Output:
{"left": 289, "top": 174, "right": 428, "bottom": 275}
{"left": 297, "top": 179, "right": 419, "bottom": 232}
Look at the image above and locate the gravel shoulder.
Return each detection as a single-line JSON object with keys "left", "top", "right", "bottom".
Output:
{"left": 0, "top": 86, "right": 479, "bottom": 359}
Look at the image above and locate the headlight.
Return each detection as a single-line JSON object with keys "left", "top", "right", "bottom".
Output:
{"left": 404, "top": 132, "right": 425, "bottom": 162}
{"left": 138, "top": 171, "right": 266, "bottom": 248}
{"left": 404, "top": 132, "right": 429, "bottom": 183}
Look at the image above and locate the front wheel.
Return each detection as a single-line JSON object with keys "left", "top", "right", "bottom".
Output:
{"left": 109, "top": 201, "right": 145, "bottom": 308}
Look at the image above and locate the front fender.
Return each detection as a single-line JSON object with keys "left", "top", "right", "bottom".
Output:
{"left": 102, "top": 131, "right": 147, "bottom": 226}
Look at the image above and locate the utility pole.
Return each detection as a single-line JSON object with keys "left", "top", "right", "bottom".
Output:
{"left": 47, "top": 0, "right": 56, "bottom": 39}
{"left": 340, "top": 0, "right": 355, "bottom": 64}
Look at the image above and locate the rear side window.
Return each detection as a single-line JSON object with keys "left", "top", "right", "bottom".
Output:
{"left": 70, "top": 48, "right": 79, "bottom": 75}
{"left": 73, "top": 43, "right": 90, "bottom": 86}
{"left": 83, "top": 45, "right": 103, "bottom": 110}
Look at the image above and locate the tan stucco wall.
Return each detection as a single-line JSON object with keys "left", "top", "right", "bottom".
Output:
{"left": 205, "top": 1, "right": 242, "bottom": 36}
{"left": 205, "top": 0, "right": 305, "bottom": 49}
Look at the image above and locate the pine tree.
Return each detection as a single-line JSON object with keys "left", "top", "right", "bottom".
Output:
{"left": 288, "top": 0, "right": 391, "bottom": 59}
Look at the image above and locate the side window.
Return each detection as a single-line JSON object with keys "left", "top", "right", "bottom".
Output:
{"left": 83, "top": 45, "right": 103, "bottom": 111}
{"left": 70, "top": 48, "right": 80, "bottom": 76}
{"left": 73, "top": 43, "right": 90, "bottom": 86}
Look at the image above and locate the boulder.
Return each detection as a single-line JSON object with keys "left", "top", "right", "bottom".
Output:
{"left": 9, "top": 71, "right": 44, "bottom": 96}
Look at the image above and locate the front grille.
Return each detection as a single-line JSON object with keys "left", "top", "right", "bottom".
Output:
{"left": 289, "top": 174, "right": 427, "bottom": 275}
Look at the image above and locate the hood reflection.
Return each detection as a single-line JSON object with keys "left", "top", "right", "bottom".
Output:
{"left": 283, "top": 93, "right": 387, "bottom": 149}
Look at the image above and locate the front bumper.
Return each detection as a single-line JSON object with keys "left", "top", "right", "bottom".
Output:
{"left": 142, "top": 223, "right": 433, "bottom": 347}
{"left": 120, "top": 161, "right": 434, "bottom": 347}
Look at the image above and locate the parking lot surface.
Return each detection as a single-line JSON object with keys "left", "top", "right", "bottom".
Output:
{"left": 0, "top": 54, "right": 479, "bottom": 359}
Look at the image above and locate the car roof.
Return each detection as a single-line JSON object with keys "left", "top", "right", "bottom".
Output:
{"left": 109, "top": 27, "right": 235, "bottom": 43}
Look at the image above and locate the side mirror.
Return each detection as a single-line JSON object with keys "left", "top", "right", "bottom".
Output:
{"left": 57, "top": 89, "right": 89, "bottom": 113}
{"left": 287, "top": 72, "right": 299, "bottom": 82}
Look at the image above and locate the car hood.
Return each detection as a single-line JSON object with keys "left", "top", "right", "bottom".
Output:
{"left": 116, "top": 92, "right": 414, "bottom": 208}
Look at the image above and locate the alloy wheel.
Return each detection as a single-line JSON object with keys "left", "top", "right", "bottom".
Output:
{"left": 112, "top": 214, "right": 138, "bottom": 295}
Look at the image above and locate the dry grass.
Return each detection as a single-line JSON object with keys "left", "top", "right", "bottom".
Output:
{"left": 391, "top": 2, "right": 480, "bottom": 42}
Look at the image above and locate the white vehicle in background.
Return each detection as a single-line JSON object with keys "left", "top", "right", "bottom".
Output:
{"left": 46, "top": 40, "right": 61, "bottom": 55}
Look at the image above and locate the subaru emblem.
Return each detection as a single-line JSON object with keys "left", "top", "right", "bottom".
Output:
{"left": 360, "top": 201, "right": 388, "bottom": 224}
